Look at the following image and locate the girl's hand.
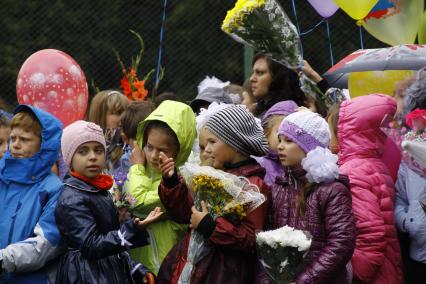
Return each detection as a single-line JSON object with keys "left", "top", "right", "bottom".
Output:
{"left": 189, "top": 201, "right": 209, "bottom": 229}
{"left": 134, "top": 207, "right": 164, "bottom": 229}
{"left": 159, "top": 152, "right": 175, "bottom": 178}
{"left": 118, "top": 208, "right": 131, "bottom": 223}
{"left": 130, "top": 141, "right": 145, "bottom": 165}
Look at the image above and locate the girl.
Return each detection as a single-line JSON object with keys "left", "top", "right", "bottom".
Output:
{"left": 126, "top": 100, "right": 197, "bottom": 275}
{"left": 157, "top": 105, "right": 270, "bottom": 284}
{"left": 327, "top": 94, "right": 403, "bottom": 284}
{"left": 88, "top": 90, "right": 129, "bottom": 174}
{"left": 241, "top": 79, "right": 256, "bottom": 114}
{"left": 88, "top": 90, "right": 129, "bottom": 130}
{"left": 55, "top": 120, "right": 161, "bottom": 283}
{"left": 260, "top": 110, "right": 356, "bottom": 284}
{"left": 259, "top": 100, "right": 298, "bottom": 186}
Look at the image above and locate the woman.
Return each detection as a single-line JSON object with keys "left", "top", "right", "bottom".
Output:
{"left": 250, "top": 54, "right": 328, "bottom": 117}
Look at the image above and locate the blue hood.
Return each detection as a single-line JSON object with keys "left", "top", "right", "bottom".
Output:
{"left": 0, "top": 105, "right": 63, "bottom": 184}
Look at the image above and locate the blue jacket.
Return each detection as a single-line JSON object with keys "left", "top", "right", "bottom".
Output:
{"left": 395, "top": 163, "right": 426, "bottom": 263}
{"left": 0, "top": 105, "right": 63, "bottom": 284}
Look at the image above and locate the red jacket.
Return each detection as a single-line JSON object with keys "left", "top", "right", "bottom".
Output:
{"left": 338, "top": 94, "right": 403, "bottom": 284}
{"left": 157, "top": 159, "right": 270, "bottom": 284}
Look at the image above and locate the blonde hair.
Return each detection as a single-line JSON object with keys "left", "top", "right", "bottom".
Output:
{"left": 88, "top": 90, "right": 129, "bottom": 129}
{"left": 11, "top": 110, "right": 41, "bottom": 138}
{"left": 326, "top": 103, "right": 341, "bottom": 140}
{"left": 263, "top": 115, "right": 284, "bottom": 137}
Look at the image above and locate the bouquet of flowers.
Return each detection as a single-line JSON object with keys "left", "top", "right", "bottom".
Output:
{"left": 256, "top": 226, "right": 311, "bottom": 283}
{"left": 177, "top": 163, "right": 266, "bottom": 283}
{"left": 221, "top": 0, "right": 325, "bottom": 102}
{"left": 114, "top": 30, "right": 163, "bottom": 101}
{"left": 111, "top": 167, "right": 136, "bottom": 221}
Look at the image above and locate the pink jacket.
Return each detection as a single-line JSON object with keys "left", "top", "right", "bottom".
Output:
{"left": 337, "top": 94, "right": 403, "bottom": 284}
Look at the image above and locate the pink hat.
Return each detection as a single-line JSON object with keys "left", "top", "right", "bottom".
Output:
{"left": 61, "top": 120, "right": 106, "bottom": 167}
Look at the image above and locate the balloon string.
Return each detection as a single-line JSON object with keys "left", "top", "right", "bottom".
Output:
{"left": 291, "top": 0, "right": 304, "bottom": 60}
{"left": 155, "top": 0, "right": 168, "bottom": 90}
{"left": 299, "top": 19, "right": 325, "bottom": 36}
{"left": 325, "top": 20, "right": 334, "bottom": 66}
{"left": 359, "top": 25, "right": 364, "bottom": 49}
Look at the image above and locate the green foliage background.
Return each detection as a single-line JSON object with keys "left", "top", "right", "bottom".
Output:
{"left": 0, "top": 0, "right": 386, "bottom": 111}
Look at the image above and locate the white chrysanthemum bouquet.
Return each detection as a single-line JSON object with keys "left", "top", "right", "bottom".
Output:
{"left": 256, "top": 226, "right": 312, "bottom": 283}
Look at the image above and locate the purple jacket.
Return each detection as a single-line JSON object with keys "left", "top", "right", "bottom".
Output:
{"left": 258, "top": 168, "right": 356, "bottom": 284}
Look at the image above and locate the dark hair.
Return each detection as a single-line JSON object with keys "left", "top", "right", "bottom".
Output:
{"left": 252, "top": 53, "right": 306, "bottom": 115}
{"left": 121, "top": 101, "right": 155, "bottom": 140}
{"left": 153, "top": 92, "right": 180, "bottom": 107}
{"left": 143, "top": 120, "right": 180, "bottom": 153}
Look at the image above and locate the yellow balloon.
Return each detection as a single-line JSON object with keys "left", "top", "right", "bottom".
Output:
{"left": 334, "top": 0, "right": 379, "bottom": 20}
{"left": 349, "top": 70, "right": 415, "bottom": 98}
{"left": 419, "top": 10, "right": 426, "bottom": 44}
{"left": 363, "top": 0, "right": 424, "bottom": 46}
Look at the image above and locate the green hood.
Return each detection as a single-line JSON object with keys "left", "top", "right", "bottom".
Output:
{"left": 136, "top": 100, "right": 196, "bottom": 166}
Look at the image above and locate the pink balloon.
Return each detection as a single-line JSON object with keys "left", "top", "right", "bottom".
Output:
{"left": 16, "top": 49, "right": 88, "bottom": 127}
{"left": 307, "top": 0, "right": 339, "bottom": 18}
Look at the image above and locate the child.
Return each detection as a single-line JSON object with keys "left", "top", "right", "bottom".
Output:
{"left": 327, "top": 94, "right": 403, "bottom": 284}
{"left": 88, "top": 90, "right": 129, "bottom": 173}
{"left": 241, "top": 79, "right": 256, "bottom": 114}
{"left": 259, "top": 110, "right": 356, "bottom": 284}
{"left": 55, "top": 120, "right": 160, "bottom": 283}
{"left": 259, "top": 100, "right": 298, "bottom": 186}
{"left": 88, "top": 90, "right": 129, "bottom": 130}
{"left": 0, "top": 105, "right": 63, "bottom": 283}
{"left": 114, "top": 101, "right": 155, "bottom": 223}
{"left": 126, "top": 100, "right": 197, "bottom": 275}
{"left": 157, "top": 105, "right": 270, "bottom": 283}
{"left": 0, "top": 114, "right": 11, "bottom": 159}
{"left": 394, "top": 109, "right": 426, "bottom": 284}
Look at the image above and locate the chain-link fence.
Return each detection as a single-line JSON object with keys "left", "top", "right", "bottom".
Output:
{"left": 0, "top": 0, "right": 386, "bottom": 112}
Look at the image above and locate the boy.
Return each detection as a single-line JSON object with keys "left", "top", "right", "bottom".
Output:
{"left": 0, "top": 114, "right": 10, "bottom": 159}
{"left": 0, "top": 105, "right": 63, "bottom": 283}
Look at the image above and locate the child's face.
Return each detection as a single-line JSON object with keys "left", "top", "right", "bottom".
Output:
{"left": 241, "top": 92, "right": 256, "bottom": 114}
{"left": 71, "top": 142, "right": 105, "bottom": 178}
{"left": 199, "top": 127, "right": 213, "bottom": 165}
{"left": 9, "top": 127, "right": 41, "bottom": 158}
{"left": 203, "top": 129, "right": 245, "bottom": 170}
{"left": 277, "top": 135, "right": 306, "bottom": 168}
{"left": 0, "top": 126, "right": 10, "bottom": 159}
{"left": 106, "top": 113, "right": 122, "bottom": 129}
{"left": 266, "top": 119, "right": 283, "bottom": 152}
{"left": 145, "top": 128, "right": 178, "bottom": 171}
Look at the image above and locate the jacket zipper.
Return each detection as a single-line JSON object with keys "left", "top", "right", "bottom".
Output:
{"left": 8, "top": 201, "right": 22, "bottom": 244}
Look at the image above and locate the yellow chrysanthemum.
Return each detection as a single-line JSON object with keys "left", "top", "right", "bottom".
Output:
{"left": 221, "top": 0, "right": 266, "bottom": 33}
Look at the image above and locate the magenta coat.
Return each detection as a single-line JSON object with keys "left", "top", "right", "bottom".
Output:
{"left": 337, "top": 94, "right": 403, "bottom": 284}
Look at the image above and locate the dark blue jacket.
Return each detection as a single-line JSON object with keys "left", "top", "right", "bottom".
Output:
{"left": 55, "top": 175, "right": 150, "bottom": 283}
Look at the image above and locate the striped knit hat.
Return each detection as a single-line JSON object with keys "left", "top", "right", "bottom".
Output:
{"left": 278, "top": 110, "right": 330, "bottom": 153}
{"left": 205, "top": 105, "right": 268, "bottom": 157}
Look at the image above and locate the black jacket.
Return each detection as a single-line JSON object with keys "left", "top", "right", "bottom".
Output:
{"left": 55, "top": 175, "right": 149, "bottom": 284}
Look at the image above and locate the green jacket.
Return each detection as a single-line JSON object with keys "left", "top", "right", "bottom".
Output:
{"left": 126, "top": 100, "right": 196, "bottom": 274}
